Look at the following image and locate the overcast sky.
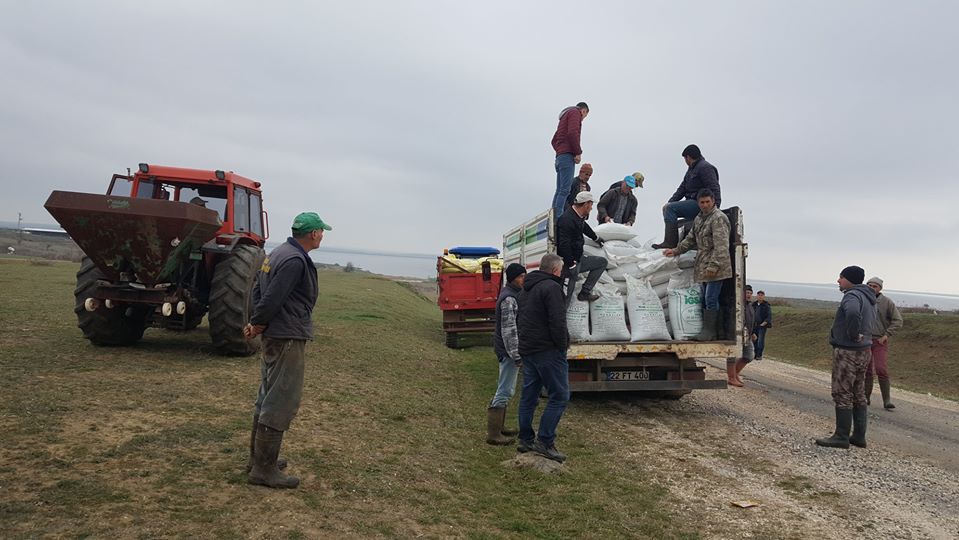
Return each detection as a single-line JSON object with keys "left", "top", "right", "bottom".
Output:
{"left": 2, "top": 1, "right": 957, "bottom": 293}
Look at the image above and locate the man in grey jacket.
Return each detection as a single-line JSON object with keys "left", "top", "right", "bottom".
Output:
{"left": 866, "top": 277, "right": 904, "bottom": 409}
{"left": 243, "top": 211, "right": 331, "bottom": 488}
{"left": 597, "top": 173, "right": 643, "bottom": 225}
{"left": 816, "top": 265, "right": 876, "bottom": 449}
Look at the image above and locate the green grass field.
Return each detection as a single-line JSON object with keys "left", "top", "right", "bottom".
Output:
{"left": 0, "top": 259, "right": 701, "bottom": 539}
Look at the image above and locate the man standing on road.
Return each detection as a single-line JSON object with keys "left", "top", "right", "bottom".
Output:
{"left": 486, "top": 263, "right": 527, "bottom": 446}
{"left": 597, "top": 173, "right": 644, "bottom": 226}
{"left": 653, "top": 145, "right": 721, "bottom": 249}
{"left": 816, "top": 266, "right": 876, "bottom": 449}
{"left": 517, "top": 253, "right": 570, "bottom": 463}
{"left": 866, "top": 277, "right": 904, "bottom": 410}
{"left": 753, "top": 291, "right": 773, "bottom": 360}
{"left": 556, "top": 191, "right": 608, "bottom": 305}
{"left": 551, "top": 102, "right": 590, "bottom": 219}
{"left": 663, "top": 189, "right": 732, "bottom": 341}
{"left": 243, "top": 212, "right": 331, "bottom": 488}
{"left": 564, "top": 163, "right": 593, "bottom": 211}
{"left": 728, "top": 285, "right": 757, "bottom": 387}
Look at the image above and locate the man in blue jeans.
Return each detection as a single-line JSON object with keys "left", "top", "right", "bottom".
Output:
{"left": 653, "top": 144, "right": 721, "bottom": 249}
{"left": 550, "top": 102, "right": 589, "bottom": 219}
{"left": 486, "top": 263, "right": 527, "bottom": 445}
{"left": 516, "top": 253, "right": 570, "bottom": 463}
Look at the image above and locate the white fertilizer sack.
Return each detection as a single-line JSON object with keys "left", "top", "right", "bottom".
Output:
{"left": 588, "top": 284, "right": 629, "bottom": 341}
{"left": 667, "top": 270, "right": 703, "bottom": 340}
{"left": 566, "top": 283, "right": 591, "bottom": 343}
{"left": 593, "top": 223, "right": 637, "bottom": 242}
{"left": 625, "top": 275, "right": 672, "bottom": 341}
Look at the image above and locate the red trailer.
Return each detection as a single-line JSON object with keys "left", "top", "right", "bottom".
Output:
{"left": 437, "top": 247, "right": 502, "bottom": 348}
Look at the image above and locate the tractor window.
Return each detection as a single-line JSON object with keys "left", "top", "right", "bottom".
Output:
{"left": 234, "top": 187, "right": 250, "bottom": 232}
{"left": 108, "top": 175, "right": 133, "bottom": 197}
{"left": 250, "top": 193, "right": 263, "bottom": 237}
{"left": 179, "top": 186, "right": 228, "bottom": 221}
{"left": 135, "top": 179, "right": 155, "bottom": 198}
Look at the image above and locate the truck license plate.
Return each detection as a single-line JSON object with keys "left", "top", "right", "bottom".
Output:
{"left": 606, "top": 371, "right": 650, "bottom": 381}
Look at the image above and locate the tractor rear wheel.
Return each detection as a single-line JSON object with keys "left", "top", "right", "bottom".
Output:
{"left": 74, "top": 257, "right": 151, "bottom": 345}
{"left": 208, "top": 244, "right": 264, "bottom": 356}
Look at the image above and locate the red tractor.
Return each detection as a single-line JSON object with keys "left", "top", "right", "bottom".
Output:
{"left": 45, "top": 163, "right": 269, "bottom": 355}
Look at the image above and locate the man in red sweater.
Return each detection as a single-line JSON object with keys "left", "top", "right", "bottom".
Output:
{"left": 550, "top": 102, "right": 589, "bottom": 219}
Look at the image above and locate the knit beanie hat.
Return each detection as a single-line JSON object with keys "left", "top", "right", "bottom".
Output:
{"left": 867, "top": 276, "right": 883, "bottom": 288}
{"left": 840, "top": 265, "right": 865, "bottom": 285}
{"left": 505, "top": 263, "right": 527, "bottom": 284}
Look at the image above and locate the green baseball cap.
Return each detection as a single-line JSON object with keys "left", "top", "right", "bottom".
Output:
{"left": 291, "top": 212, "right": 332, "bottom": 233}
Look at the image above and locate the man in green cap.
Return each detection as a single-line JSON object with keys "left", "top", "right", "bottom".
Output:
{"left": 243, "top": 211, "right": 331, "bottom": 489}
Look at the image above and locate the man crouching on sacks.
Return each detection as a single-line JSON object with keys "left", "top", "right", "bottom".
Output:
{"left": 243, "top": 212, "right": 331, "bottom": 489}
{"left": 663, "top": 188, "right": 731, "bottom": 341}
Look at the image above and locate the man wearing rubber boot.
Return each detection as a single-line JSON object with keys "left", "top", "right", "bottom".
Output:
{"left": 816, "top": 266, "right": 876, "bottom": 449}
{"left": 866, "top": 277, "right": 903, "bottom": 410}
{"left": 486, "top": 263, "right": 526, "bottom": 445}
{"left": 653, "top": 144, "right": 721, "bottom": 249}
{"left": 663, "top": 189, "right": 731, "bottom": 341}
{"left": 244, "top": 212, "right": 330, "bottom": 488}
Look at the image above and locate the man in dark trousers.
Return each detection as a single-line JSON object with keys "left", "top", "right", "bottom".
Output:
{"left": 557, "top": 191, "right": 608, "bottom": 305}
{"left": 816, "top": 265, "right": 876, "bottom": 449}
{"left": 486, "top": 263, "right": 527, "bottom": 445}
{"left": 550, "top": 102, "right": 589, "bottom": 219}
{"left": 597, "top": 173, "right": 644, "bottom": 225}
{"left": 653, "top": 144, "right": 721, "bottom": 249}
{"left": 753, "top": 291, "right": 773, "bottom": 360}
{"left": 243, "top": 212, "right": 331, "bottom": 488}
{"left": 517, "top": 253, "right": 570, "bottom": 463}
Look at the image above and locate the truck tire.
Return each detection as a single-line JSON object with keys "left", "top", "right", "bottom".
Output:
{"left": 74, "top": 257, "right": 151, "bottom": 346}
{"left": 208, "top": 244, "right": 264, "bottom": 356}
{"left": 445, "top": 332, "right": 458, "bottom": 349}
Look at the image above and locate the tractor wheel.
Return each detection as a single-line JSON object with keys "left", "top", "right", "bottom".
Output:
{"left": 208, "top": 244, "right": 264, "bottom": 356}
{"left": 445, "top": 332, "right": 459, "bottom": 349}
{"left": 74, "top": 257, "right": 151, "bottom": 346}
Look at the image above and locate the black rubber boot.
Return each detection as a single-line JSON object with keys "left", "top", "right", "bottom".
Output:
{"left": 692, "top": 309, "right": 719, "bottom": 341}
{"left": 865, "top": 376, "right": 874, "bottom": 406}
{"left": 486, "top": 407, "right": 514, "bottom": 445}
{"left": 652, "top": 222, "right": 679, "bottom": 250}
{"left": 815, "top": 408, "right": 853, "bottom": 449}
{"left": 850, "top": 405, "right": 868, "bottom": 448}
{"left": 532, "top": 440, "right": 567, "bottom": 463}
{"left": 879, "top": 379, "right": 895, "bottom": 409}
{"left": 499, "top": 407, "right": 518, "bottom": 437}
{"left": 248, "top": 423, "right": 299, "bottom": 489}
{"left": 245, "top": 414, "right": 287, "bottom": 473}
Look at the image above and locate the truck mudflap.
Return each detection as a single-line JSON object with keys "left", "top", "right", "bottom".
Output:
{"left": 568, "top": 342, "right": 739, "bottom": 361}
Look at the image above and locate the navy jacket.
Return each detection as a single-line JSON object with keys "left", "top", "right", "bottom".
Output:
{"left": 518, "top": 271, "right": 569, "bottom": 356}
{"left": 251, "top": 238, "right": 318, "bottom": 340}
{"left": 669, "top": 158, "right": 721, "bottom": 207}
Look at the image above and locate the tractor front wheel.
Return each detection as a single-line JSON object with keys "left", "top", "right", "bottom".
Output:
{"left": 74, "top": 257, "right": 151, "bottom": 346}
{"left": 208, "top": 244, "right": 264, "bottom": 356}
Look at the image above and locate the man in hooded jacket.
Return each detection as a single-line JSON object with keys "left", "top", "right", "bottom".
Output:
{"left": 550, "top": 102, "right": 589, "bottom": 219}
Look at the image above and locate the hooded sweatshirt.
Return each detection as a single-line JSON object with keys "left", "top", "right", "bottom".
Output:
{"left": 551, "top": 106, "right": 583, "bottom": 156}
{"left": 517, "top": 270, "right": 569, "bottom": 356}
{"left": 829, "top": 284, "right": 877, "bottom": 350}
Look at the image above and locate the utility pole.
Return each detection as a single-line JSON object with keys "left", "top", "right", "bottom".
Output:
{"left": 17, "top": 212, "right": 23, "bottom": 244}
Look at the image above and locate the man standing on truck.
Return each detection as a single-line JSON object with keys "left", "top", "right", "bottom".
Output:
{"left": 550, "top": 102, "right": 590, "bottom": 220}
{"left": 557, "top": 191, "right": 608, "bottom": 304}
{"left": 866, "top": 277, "right": 903, "bottom": 409}
{"left": 753, "top": 291, "right": 773, "bottom": 360}
{"left": 663, "top": 188, "right": 731, "bottom": 341}
{"left": 243, "top": 211, "right": 331, "bottom": 489}
{"left": 517, "top": 253, "right": 570, "bottom": 463}
{"left": 816, "top": 265, "right": 876, "bottom": 449}
{"left": 486, "top": 263, "right": 527, "bottom": 446}
{"left": 597, "top": 173, "right": 644, "bottom": 225}
{"left": 653, "top": 145, "right": 721, "bottom": 249}
{"left": 564, "top": 163, "right": 593, "bottom": 211}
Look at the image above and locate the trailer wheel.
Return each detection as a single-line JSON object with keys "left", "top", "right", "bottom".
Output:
{"left": 74, "top": 257, "right": 151, "bottom": 346}
{"left": 445, "top": 332, "right": 458, "bottom": 349}
{"left": 208, "top": 244, "right": 264, "bottom": 356}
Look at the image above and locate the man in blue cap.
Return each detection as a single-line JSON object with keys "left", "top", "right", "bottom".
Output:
{"left": 597, "top": 172, "right": 643, "bottom": 225}
{"left": 243, "top": 211, "right": 331, "bottom": 488}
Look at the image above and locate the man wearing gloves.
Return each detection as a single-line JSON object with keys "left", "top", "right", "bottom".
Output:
{"left": 486, "top": 263, "right": 527, "bottom": 445}
{"left": 597, "top": 172, "right": 644, "bottom": 225}
{"left": 556, "top": 191, "right": 608, "bottom": 305}
{"left": 866, "top": 277, "right": 903, "bottom": 409}
{"left": 816, "top": 265, "right": 876, "bottom": 449}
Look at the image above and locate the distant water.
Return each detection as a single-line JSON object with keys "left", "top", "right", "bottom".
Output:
{"left": 750, "top": 280, "right": 959, "bottom": 311}
{"left": 310, "top": 247, "right": 436, "bottom": 279}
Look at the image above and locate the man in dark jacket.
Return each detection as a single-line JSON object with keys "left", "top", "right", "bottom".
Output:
{"left": 550, "top": 102, "right": 589, "bottom": 219}
{"left": 564, "top": 163, "right": 593, "bottom": 211}
{"left": 243, "top": 212, "right": 330, "bottom": 488}
{"left": 728, "top": 285, "right": 757, "bottom": 387}
{"left": 556, "top": 191, "right": 607, "bottom": 304}
{"left": 816, "top": 266, "right": 877, "bottom": 450}
{"left": 653, "top": 144, "right": 721, "bottom": 249}
{"left": 597, "top": 173, "right": 644, "bottom": 225}
{"left": 486, "top": 263, "right": 526, "bottom": 446}
{"left": 752, "top": 291, "right": 773, "bottom": 360}
{"left": 517, "top": 254, "right": 570, "bottom": 463}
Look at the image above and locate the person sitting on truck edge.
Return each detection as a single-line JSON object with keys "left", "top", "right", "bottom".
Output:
{"left": 652, "top": 144, "right": 721, "bottom": 249}
{"left": 556, "top": 191, "right": 608, "bottom": 304}
{"left": 486, "top": 263, "right": 527, "bottom": 446}
{"left": 243, "top": 211, "right": 331, "bottom": 489}
{"left": 816, "top": 265, "right": 876, "bottom": 450}
{"left": 597, "top": 172, "right": 644, "bottom": 225}
{"left": 564, "top": 163, "right": 593, "bottom": 211}
{"left": 728, "top": 285, "right": 757, "bottom": 387}
{"left": 663, "top": 188, "right": 731, "bottom": 341}
{"left": 517, "top": 253, "right": 571, "bottom": 463}
{"left": 752, "top": 291, "right": 773, "bottom": 360}
{"left": 550, "top": 102, "right": 590, "bottom": 220}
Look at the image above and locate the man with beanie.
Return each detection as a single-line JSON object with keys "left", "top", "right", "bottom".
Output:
{"left": 653, "top": 144, "right": 721, "bottom": 249}
{"left": 597, "top": 173, "right": 644, "bottom": 225}
{"left": 866, "top": 277, "right": 903, "bottom": 409}
{"left": 550, "top": 102, "right": 590, "bottom": 219}
{"left": 486, "top": 263, "right": 527, "bottom": 445}
{"left": 816, "top": 265, "right": 877, "bottom": 449}
{"left": 565, "top": 163, "right": 593, "bottom": 211}
{"left": 517, "top": 253, "right": 570, "bottom": 463}
{"left": 556, "top": 191, "right": 608, "bottom": 305}
{"left": 243, "top": 211, "right": 331, "bottom": 488}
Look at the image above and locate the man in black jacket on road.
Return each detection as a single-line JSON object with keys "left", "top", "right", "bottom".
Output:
{"left": 517, "top": 253, "right": 571, "bottom": 463}
{"left": 556, "top": 191, "right": 608, "bottom": 304}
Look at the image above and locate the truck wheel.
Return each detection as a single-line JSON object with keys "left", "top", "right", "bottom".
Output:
{"left": 208, "top": 244, "right": 264, "bottom": 356}
{"left": 74, "top": 257, "right": 151, "bottom": 345}
{"left": 445, "top": 332, "right": 458, "bottom": 349}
